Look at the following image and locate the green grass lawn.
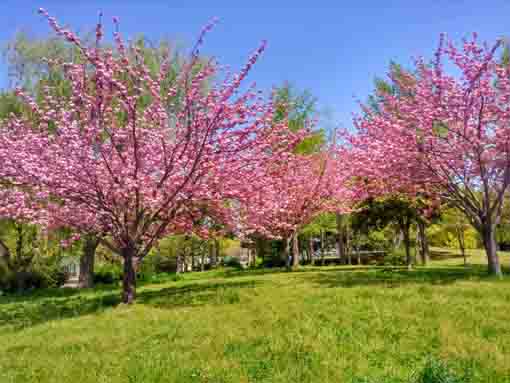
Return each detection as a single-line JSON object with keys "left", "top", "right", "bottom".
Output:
{"left": 1, "top": 248, "right": 510, "bottom": 383}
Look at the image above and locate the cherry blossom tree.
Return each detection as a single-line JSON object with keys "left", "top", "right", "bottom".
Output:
{"left": 237, "top": 150, "right": 343, "bottom": 269}
{"left": 0, "top": 9, "right": 305, "bottom": 303}
{"left": 352, "top": 34, "right": 510, "bottom": 276}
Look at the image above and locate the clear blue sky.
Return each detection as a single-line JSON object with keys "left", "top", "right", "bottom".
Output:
{"left": 1, "top": 0, "right": 510, "bottom": 130}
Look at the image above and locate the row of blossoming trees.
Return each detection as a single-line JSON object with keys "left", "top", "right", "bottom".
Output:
{"left": 0, "top": 10, "right": 347, "bottom": 303}
{"left": 348, "top": 34, "right": 510, "bottom": 276}
{"left": 0, "top": 10, "right": 509, "bottom": 303}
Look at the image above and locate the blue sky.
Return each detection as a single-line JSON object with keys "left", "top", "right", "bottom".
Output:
{"left": 1, "top": 0, "right": 510, "bottom": 130}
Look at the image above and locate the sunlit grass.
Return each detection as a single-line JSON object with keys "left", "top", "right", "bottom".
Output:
{"left": 430, "top": 246, "right": 510, "bottom": 268}
{"left": 1, "top": 248, "right": 509, "bottom": 382}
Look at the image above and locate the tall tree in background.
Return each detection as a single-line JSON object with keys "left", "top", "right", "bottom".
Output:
{"left": 352, "top": 196, "right": 420, "bottom": 269}
{"left": 366, "top": 61, "right": 434, "bottom": 265}
{"left": 273, "top": 83, "right": 325, "bottom": 154}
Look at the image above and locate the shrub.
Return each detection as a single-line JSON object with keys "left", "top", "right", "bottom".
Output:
{"left": 35, "top": 257, "right": 67, "bottom": 287}
{"left": 412, "top": 358, "right": 470, "bottom": 383}
{"left": 138, "top": 271, "right": 183, "bottom": 285}
{"left": 0, "top": 259, "right": 12, "bottom": 290}
{"left": 428, "top": 224, "right": 480, "bottom": 249}
{"left": 223, "top": 256, "right": 241, "bottom": 268}
{"left": 355, "top": 230, "right": 393, "bottom": 252}
{"left": 383, "top": 248, "right": 408, "bottom": 266}
{"left": 144, "top": 253, "right": 177, "bottom": 273}
{"left": 353, "top": 358, "right": 470, "bottom": 383}
{"left": 171, "top": 273, "right": 183, "bottom": 282}
{"left": 93, "top": 257, "right": 179, "bottom": 286}
{"left": 0, "top": 255, "right": 67, "bottom": 292}
{"left": 352, "top": 377, "right": 402, "bottom": 383}
{"left": 93, "top": 264, "right": 121, "bottom": 285}
{"left": 261, "top": 255, "right": 285, "bottom": 268}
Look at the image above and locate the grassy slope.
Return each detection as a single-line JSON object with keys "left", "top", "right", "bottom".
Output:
{"left": 1, "top": 248, "right": 510, "bottom": 383}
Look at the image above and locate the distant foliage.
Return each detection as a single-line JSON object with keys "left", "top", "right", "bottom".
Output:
{"left": 427, "top": 224, "right": 480, "bottom": 249}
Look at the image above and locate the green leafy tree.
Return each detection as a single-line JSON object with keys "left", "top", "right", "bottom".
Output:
{"left": 440, "top": 208, "right": 474, "bottom": 265}
{"left": 301, "top": 212, "right": 337, "bottom": 265}
{"left": 352, "top": 196, "right": 420, "bottom": 269}
{"left": 273, "top": 82, "right": 325, "bottom": 154}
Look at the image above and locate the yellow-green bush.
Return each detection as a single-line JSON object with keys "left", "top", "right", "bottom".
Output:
{"left": 427, "top": 224, "right": 480, "bottom": 249}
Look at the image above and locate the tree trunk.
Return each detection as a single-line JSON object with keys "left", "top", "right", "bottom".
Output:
{"left": 394, "top": 228, "right": 403, "bottom": 249}
{"left": 0, "top": 239, "right": 10, "bottom": 265}
{"left": 210, "top": 239, "right": 218, "bottom": 268}
{"left": 246, "top": 248, "right": 251, "bottom": 267}
{"left": 461, "top": 241, "right": 467, "bottom": 266}
{"left": 481, "top": 224, "right": 502, "bottom": 277}
{"left": 183, "top": 254, "right": 189, "bottom": 272}
{"left": 455, "top": 226, "right": 467, "bottom": 266}
{"left": 15, "top": 223, "right": 23, "bottom": 259}
{"left": 256, "top": 239, "right": 264, "bottom": 264}
{"left": 336, "top": 212, "right": 346, "bottom": 264}
{"left": 78, "top": 234, "right": 99, "bottom": 288}
{"left": 292, "top": 232, "right": 300, "bottom": 270}
{"left": 320, "top": 230, "right": 326, "bottom": 266}
{"left": 402, "top": 222, "right": 412, "bottom": 270}
{"left": 308, "top": 238, "right": 314, "bottom": 265}
{"left": 284, "top": 236, "right": 291, "bottom": 269}
{"left": 216, "top": 239, "right": 221, "bottom": 265}
{"left": 346, "top": 231, "right": 352, "bottom": 265}
{"left": 176, "top": 254, "right": 183, "bottom": 274}
{"left": 121, "top": 247, "right": 137, "bottom": 304}
{"left": 416, "top": 220, "right": 430, "bottom": 265}
{"left": 415, "top": 227, "right": 421, "bottom": 264}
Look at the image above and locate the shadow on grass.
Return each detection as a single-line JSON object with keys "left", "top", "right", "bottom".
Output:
{"left": 305, "top": 265, "right": 507, "bottom": 289}
{"left": 0, "top": 279, "right": 260, "bottom": 332}
{"left": 0, "top": 283, "right": 119, "bottom": 305}
{"left": 1, "top": 263, "right": 506, "bottom": 332}
{"left": 0, "top": 274, "right": 182, "bottom": 305}
{"left": 137, "top": 280, "right": 260, "bottom": 309}
{"left": 220, "top": 264, "right": 443, "bottom": 279}
{"left": 0, "top": 290, "right": 120, "bottom": 332}
{"left": 219, "top": 265, "right": 386, "bottom": 279}
{"left": 221, "top": 267, "right": 289, "bottom": 279}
